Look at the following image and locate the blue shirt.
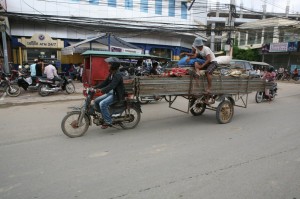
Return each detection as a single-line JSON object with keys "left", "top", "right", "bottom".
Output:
{"left": 30, "top": 63, "right": 36, "bottom": 76}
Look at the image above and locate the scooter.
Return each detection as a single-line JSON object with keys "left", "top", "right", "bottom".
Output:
{"left": 38, "top": 73, "right": 75, "bottom": 97}
{"left": 255, "top": 82, "right": 277, "bottom": 103}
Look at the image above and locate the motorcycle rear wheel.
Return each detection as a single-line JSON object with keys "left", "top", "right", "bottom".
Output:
{"left": 190, "top": 98, "right": 206, "bottom": 116}
{"left": 255, "top": 92, "right": 263, "bottom": 103}
{"left": 6, "top": 85, "right": 21, "bottom": 97}
{"left": 61, "top": 112, "right": 89, "bottom": 138}
{"left": 119, "top": 106, "right": 141, "bottom": 129}
{"left": 66, "top": 83, "right": 75, "bottom": 94}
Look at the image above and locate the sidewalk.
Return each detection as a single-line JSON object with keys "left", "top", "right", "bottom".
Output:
{"left": 0, "top": 81, "right": 85, "bottom": 107}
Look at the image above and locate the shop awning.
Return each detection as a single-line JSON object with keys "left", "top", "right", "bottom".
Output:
{"left": 62, "top": 34, "right": 143, "bottom": 55}
{"left": 62, "top": 34, "right": 107, "bottom": 55}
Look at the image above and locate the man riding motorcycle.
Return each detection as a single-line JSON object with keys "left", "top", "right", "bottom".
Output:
{"left": 93, "top": 57, "right": 125, "bottom": 129}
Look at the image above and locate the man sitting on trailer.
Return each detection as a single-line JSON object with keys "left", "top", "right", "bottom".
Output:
{"left": 93, "top": 57, "right": 125, "bottom": 129}
{"left": 184, "top": 37, "right": 217, "bottom": 94}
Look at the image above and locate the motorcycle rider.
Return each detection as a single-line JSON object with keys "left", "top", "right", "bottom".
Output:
{"left": 262, "top": 67, "right": 276, "bottom": 100}
{"left": 93, "top": 57, "right": 125, "bottom": 129}
{"left": 43, "top": 61, "right": 63, "bottom": 86}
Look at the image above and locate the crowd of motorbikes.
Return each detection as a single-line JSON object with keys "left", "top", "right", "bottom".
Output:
{"left": 0, "top": 66, "right": 75, "bottom": 97}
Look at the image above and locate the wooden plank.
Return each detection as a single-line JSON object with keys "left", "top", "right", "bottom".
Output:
{"left": 133, "top": 75, "right": 273, "bottom": 96}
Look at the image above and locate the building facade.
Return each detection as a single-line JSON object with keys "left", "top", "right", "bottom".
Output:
{"left": 1, "top": 0, "right": 208, "bottom": 68}
{"left": 207, "top": 4, "right": 300, "bottom": 69}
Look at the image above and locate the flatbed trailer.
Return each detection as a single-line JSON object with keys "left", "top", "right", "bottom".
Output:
{"left": 131, "top": 75, "right": 273, "bottom": 124}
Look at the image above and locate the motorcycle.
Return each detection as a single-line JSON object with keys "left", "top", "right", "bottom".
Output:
{"left": 0, "top": 71, "right": 21, "bottom": 97}
{"left": 255, "top": 82, "right": 277, "bottom": 103}
{"left": 38, "top": 73, "right": 75, "bottom": 97}
{"left": 17, "top": 70, "right": 40, "bottom": 92}
{"left": 61, "top": 88, "right": 142, "bottom": 138}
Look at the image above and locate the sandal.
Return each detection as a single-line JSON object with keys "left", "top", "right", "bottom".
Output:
{"left": 101, "top": 123, "right": 112, "bottom": 129}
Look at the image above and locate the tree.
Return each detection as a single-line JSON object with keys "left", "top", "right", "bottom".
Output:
{"left": 232, "top": 45, "right": 261, "bottom": 61}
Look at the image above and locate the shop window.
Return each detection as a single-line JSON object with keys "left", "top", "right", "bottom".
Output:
{"left": 27, "top": 48, "right": 57, "bottom": 63}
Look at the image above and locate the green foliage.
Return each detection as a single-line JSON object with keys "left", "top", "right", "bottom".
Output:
{"left": 232, "top": 45, "right": 261, "bottom": 61}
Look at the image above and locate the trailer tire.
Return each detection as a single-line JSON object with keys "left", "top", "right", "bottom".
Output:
{"left": 216, "top": 100, "right": 234, "bottom": 124}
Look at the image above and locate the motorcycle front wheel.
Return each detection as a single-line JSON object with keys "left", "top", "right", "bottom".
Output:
{"left": 6, "top": 85, "right": 21, "bottom": 97}
{"left": 61, "top": 112, "right": 89, "bottom": 138}
{"left": 255, "top": 91, "right": 263, "bottom": 103}
{"left": 66, "top": 83, "right": 75, "bottom": 94}
{"left": 119, "top": 106, "right": 141, "bottom": 129}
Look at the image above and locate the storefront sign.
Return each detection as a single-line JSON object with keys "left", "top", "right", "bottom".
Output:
{"left": 269, "top": 43, "right": 288, "bottom": 52}
{"left": 19, "top": 33, "right": 64, "bottom": 48}
{"left": 110, "top": 46, "right": 142, "bottom": 54}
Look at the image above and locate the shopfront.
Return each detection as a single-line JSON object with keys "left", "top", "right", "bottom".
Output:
{"left": 13, "top": 33, "right": 64, "bottom": 67}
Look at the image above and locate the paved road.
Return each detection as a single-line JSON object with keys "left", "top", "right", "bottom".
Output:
{"left": 0, "top": 82, "right": 299, "bottom": 199}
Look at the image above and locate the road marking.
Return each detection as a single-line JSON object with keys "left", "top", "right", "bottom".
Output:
{"left": 0, "top": 92, "right": 7, "bottom": 100}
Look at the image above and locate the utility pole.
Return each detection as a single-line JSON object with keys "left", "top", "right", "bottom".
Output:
{"left": 0, "top": 20, "right": 9, "bottom": 73}
{"left": 226, "top": 0, "right": 238, "bottom": 56}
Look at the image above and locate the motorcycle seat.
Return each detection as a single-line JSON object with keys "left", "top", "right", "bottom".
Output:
{"left": 110, "top": 100, "right": 126, "bottom": 108}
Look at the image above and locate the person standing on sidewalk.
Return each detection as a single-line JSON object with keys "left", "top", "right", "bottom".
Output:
{"left": 30, "top": 59, "right": 38, "bottom": 85}
{"left": 36, "top": 59, "right": 44, "bottom": 77}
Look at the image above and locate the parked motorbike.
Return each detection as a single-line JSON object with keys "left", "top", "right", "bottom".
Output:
{"left": 0, "top": 71, "right": 21, "bottom": 97}
{"left": 17, "top": 70, "right": 40, "bottom": 92}
{"left": 61, "top": 87, "right": 142, "bottom": 138}
{"left": 255, "top": 82, "right": 277, "bottom": 103}
{"left": 38, "top": 73, "right": 75, "bottom": 97}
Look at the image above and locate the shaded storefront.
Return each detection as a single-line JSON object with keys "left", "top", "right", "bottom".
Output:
{"left": 12, "top": 33, "right": 64, "bottom": 68}
{"left": 261, "top": 41, "right": 300, "bottom": 70}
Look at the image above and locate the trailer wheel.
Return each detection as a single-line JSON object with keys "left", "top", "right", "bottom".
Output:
{"left": 216, "top": 100, "right": 234, "bottom": 124}
{"left": 190, "top": 98, "right": 206, "bottom": 116}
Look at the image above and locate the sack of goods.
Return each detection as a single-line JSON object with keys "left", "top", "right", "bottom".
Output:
{"left": 215, "top": 56, "right": 232, "bottom": 65}
{"left": 177, "top": 56, "right": 205, "bottom": 67}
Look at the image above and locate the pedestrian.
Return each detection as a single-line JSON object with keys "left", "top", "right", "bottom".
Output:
{"left": 185, "top": 37, "right": 217, "bottom": 94}
{"left": 36, "top": 59, "right": 44, "bottom": 77}
{"left": 93, "top": 57, "right": 125, "bottom": 129}
{"left": 30, "top": 59, "right": 38, "bottom": 85}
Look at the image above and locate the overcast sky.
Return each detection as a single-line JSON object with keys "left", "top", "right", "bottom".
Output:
{"left": 209, "top": 0, "right": 300, "bottom": 14}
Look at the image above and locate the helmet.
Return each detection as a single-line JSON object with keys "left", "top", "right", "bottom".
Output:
{"left": 105, "top": 57, "right": 120, "bottom": 71}
{"left": 105, "top": 57, "right": 120, "bottom": 63}
{"left": 268, "top": 67, "right": 274, "bottom": 72}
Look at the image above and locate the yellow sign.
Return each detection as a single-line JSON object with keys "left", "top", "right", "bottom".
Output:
{"left": 19, "top": 33, "right": 64, "bottom": 49}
